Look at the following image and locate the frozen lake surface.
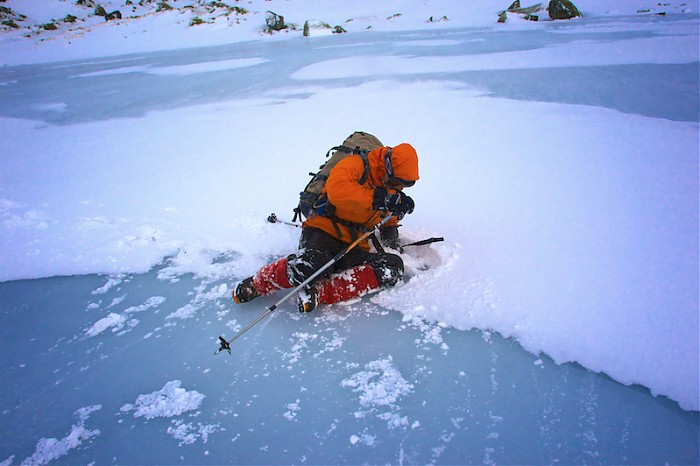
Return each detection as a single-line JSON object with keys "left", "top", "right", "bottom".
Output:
{"left": 1, "top": 264, "right": 698, "bottom": 465}
{"left": 1, "top": 16, "right": 698, "bottom": 125}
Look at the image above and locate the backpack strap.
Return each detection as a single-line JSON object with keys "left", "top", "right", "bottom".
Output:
{"left": 357, "top": 150, "right": 370, "bottom": 185}
{"left": 326, "top": 145, "right": 350, "bottom": 158}
{"left": 322, "top": 146, "right": 370, "bottom": 184}
{"left": 328, "top": 215, "right": 367, "bottom": 242}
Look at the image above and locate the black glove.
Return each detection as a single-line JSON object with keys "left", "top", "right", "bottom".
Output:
{"left": 373, "top": 188, "right": 415, "bottom": 220}
{"left": 380, "top": 226, "right": 403, "bottom": 252}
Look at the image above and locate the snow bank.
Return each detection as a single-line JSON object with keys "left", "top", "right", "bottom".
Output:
{"left": 1, "top": 76, "right": 697, "bottom": 411}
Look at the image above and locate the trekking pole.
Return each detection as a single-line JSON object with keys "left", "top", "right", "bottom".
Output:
{"left": 267, "top": 213, "right": 300, "bottom": 228}
{"left": 222, "top": 215, "right": 395, "bottom": 351}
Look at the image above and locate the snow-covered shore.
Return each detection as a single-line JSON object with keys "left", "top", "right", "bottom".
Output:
{"left": 0, "top": 0, "right": 695, "bottom": 65}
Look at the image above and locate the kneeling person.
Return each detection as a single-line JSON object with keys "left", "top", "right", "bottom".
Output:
{"left": 233, "top": 142, "right": 419, "bottom": 312}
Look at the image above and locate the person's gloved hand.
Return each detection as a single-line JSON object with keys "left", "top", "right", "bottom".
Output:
{"left": 380, "top": 226, "right": 403, "bottom": 252}
{"left": 373, "top": 188, "right": 415, "bottom": 220}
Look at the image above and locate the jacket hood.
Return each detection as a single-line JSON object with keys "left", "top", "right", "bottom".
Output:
{"left": 389, "top": 143, "right": 419, "bottom": 182}
{"left": 368, "top": 144, "right": 419, "bottom": 187}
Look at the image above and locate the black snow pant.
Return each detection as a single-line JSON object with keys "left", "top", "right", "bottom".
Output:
{"left": 287, "top": 227, "right": 404, "bottom": 288}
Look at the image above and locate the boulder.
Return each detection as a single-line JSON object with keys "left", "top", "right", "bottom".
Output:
{"left": 105, "top": 10, "right": 121, "bottom": 21}
{"left": 548, "top": 0, "right": 581, "bottom": 19}
{"left": 498, "top": 2, "right": 544, "bottom": 23}
{"left": 265, "top": 10, "right": 287, "bottom": 32}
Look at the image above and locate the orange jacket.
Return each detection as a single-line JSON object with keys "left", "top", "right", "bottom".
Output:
{"left": 303, "top": 144, "right": 419, "bottom": 250}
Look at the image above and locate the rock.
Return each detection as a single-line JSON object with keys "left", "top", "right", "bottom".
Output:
{"left": 105, "top": 10, "right": 121, "bottom": 21}
{"left": 509, "top": 3, "right": 544, "bottom": 15}
{"left": 265, "top": 10, "right": 287, "bottom": 32}
{"left": 302, "top": 20, "right": 345, "bottom": 37}
{"left": 548, "top": 0, "right": 582, "bottom": 19}
{"left": 0, "top": 5, "right": 25, "bottom": 28}
{"left": 303, "top": 20, "right": 329, "bottom": 37}
{"left": 498, "top": 2, "right": 544, "bottom": 23}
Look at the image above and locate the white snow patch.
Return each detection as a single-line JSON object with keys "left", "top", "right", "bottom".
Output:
{"left": 85, "top": 312, "right": 127, "bottom": 338}
{"left": 283, "top": 400, "right": 301, "bottom": 421}
{"left": 167, "top": 420, "right": 221, "bottom": 446}
{"left": 349, "top": 433, "right": 376, "bottom": 446}
{"left": 341, "top": 356, "right": 414, "bottom": 428}
{"left": 85, "top": 296, "right": 165, "bottom": 337}
{"left": 120, "top": 380, "right": 205, "bottom": 419}
{"left": 20, "top": 405, "right": 101, "bottom": 466}
{"left": 91, "top": 275, "right": 123, "bottom": 295}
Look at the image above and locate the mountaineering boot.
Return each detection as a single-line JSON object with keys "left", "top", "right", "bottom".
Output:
{"left": 297, "top": 286, "right": 319, "bottom": 313}
{"left": 232, "top": 257, "right": 293, "bottom": 304}
{"left": 232, "top": 276, "right": 259, "bottom": 304}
